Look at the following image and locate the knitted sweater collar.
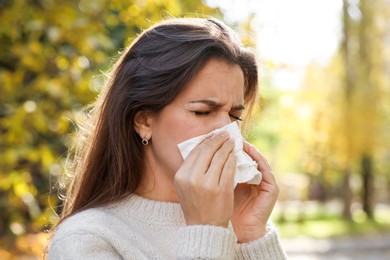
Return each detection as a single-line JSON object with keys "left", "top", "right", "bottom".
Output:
{"left": 111, "top": 193, "right": 186, "bottom": 225}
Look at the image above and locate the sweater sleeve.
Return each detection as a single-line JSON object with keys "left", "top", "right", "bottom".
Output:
{"left": 176, "top": 225, "right": 236, "bottom": 260}
{"left": 234, "top": 224, "right": 287, "bottom": 260}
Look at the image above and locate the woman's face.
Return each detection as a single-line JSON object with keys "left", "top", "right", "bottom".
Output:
{"left": 147, "top": 59, "right": 245, "bottom": 179}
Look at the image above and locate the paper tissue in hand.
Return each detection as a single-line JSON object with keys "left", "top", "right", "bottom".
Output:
{"left": 177, "top": 122, "right": 262, "bottom": 187}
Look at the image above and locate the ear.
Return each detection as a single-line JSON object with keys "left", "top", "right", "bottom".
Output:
{"left": 134, "top": 110, "right": 154, "bottom": 140}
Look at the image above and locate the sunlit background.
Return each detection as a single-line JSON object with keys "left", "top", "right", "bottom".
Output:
{"left": 1, "top": 0, "right": 390, "bottom": 259}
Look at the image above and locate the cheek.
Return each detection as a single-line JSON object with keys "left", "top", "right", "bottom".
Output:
{"left": 151, "top": 104, "right": 229, "bottom": 161}
{"left": 150, "top": 130, "right": 183, "bottom": 176}
{"left": 151, "top": 114, "right": 217, "bottom": 174}
{"left": 150, "top": 113, "right": 194, "bottom": 174}
{"left": 157, "top": 114, "right": 205, "bottom": 143}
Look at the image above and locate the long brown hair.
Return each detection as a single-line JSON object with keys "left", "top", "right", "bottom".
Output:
{"left": 59, "top": 17, "right": 259, "bottom": 222}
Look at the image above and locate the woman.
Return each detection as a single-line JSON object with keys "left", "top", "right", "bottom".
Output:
{"left": 48, "top": 17, "right": 287, "bottom": 259}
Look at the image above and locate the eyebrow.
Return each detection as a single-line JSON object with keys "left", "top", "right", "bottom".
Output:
{"left": 189, "top": 99, "right": 245, "bottom": 110}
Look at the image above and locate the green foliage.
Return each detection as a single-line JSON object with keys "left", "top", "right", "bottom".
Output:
{"left": 0, "top": 0, "right": 219, "bottom": 255}
{"left": 251, "top": 0, "right": 390, "bottom": 207}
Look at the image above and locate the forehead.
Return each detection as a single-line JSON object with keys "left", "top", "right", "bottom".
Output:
{"left": 178, "top": 59, "right": 245, "bottom": 103}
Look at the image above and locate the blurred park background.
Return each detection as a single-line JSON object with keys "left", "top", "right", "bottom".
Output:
{"left": 1, "top": 0, "right": 390, "bottom": 259}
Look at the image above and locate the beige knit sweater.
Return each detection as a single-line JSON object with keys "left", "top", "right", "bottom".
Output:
{"left": 48, "top": 194, "right": 287, "bottom": 259}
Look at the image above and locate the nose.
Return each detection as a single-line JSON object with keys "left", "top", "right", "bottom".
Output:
{"left": 212, "top": 113, "right": 234, "bottom": 130}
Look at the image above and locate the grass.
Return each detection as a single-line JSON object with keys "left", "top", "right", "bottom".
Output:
{"left": 272, "top": 201, "right": 390, "bottom": 239}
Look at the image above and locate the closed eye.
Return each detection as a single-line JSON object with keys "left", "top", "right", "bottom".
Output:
{"left": 194, "top": 111, "right": 211, "bottom": 116}
{"left": 229, "top": 114, "right": 242, "bottom": 121}
{"left": 193, "top": 111, "right": 242, "bottom": 121}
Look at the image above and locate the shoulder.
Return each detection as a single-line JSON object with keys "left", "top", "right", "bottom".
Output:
{"left": 49, "top": 208, "right": 114, "bottom": 245}
{"left": 48, "top": 208, "right": 128, "bottom": 259}
{"left": 55, "top": 208, "right": 112, "bottom": 233}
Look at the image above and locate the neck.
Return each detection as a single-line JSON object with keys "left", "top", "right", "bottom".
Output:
{"left": 135, "top": 163, "right": 179, "bottom": 203}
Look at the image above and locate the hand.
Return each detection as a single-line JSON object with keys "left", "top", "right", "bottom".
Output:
{"left": 231, "top": 142, "right": 279, "bottom": 243}
{"left": 174, "top": 131, "right": 237, "bottom": 227}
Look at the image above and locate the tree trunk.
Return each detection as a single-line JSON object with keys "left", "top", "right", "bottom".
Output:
{"left": 341, "top": 0, "right": 353, "bottom": 220}
{"left": 361, "top": 154, "right": 374, "bottom": 219}
{"left": 342, "top": 167, "right": 352, "bottom": 220}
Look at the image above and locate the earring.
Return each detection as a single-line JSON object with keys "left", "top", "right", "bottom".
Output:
{"left": 142, "top": 139, "right": 149, "bottom": 145}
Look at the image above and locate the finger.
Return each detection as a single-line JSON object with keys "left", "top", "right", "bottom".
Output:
{"left": 218, "top": 150, "right": 236, "bottom": 188}
{"left": 243, "top": 141, "right": 272, "bottom": 174}
{"left": 243, "top": 141, "right": 278, "bottom": 186}
{"left": 189, "top": 131, "right": 230, "bottom": 172}
{"left": 178, "top": 131, "right": 230, "bottom": 178}
{"left": 205, "top": 138, "right": 235, "bottom": 185}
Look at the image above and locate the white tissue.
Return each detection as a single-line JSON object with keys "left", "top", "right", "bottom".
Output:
{"left": 177, "top": 122, "right": 262, "bottom": 187}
